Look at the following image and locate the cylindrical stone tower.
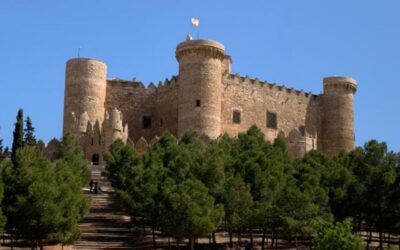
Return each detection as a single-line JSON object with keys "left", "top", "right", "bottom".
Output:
{"left": 63, "top": 58, "right": 107, "bottom": 135}
{"left": 321, "top": 76, "right": 357, "bottom": 156}
{"left": 175, "top": 39, "right": 225, "bottom": 139}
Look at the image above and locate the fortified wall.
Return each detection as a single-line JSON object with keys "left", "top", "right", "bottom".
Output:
{"left": 62, "top": 38, "right": 357, "bottom": 163}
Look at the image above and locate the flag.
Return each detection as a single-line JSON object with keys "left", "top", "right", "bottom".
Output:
{"left": 191, "top": 17, "right": 199, "bottom": 27}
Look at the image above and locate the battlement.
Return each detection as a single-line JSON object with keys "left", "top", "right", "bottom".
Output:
{"left": 106, "top": 72, "right": 320, "bottom": 102}
{"left": 67, "top": 57, "right": 106, "bottom": 66}
{"left": 226, "top": 73, "right": 319, "bottom": 100}
{"left": 176, "top": 39, "right": 226, "bottom": 61}
{"left": 107, "top": 78, "right": 145, "bottom": 87}
{"left": 107, "top": 76, "right": 178, "bottom": 94}
{"left": 323, "top": 76, "right": 357, "bottom": 94}
{"left": 107, "top": 72, "right": 320, "bottom": 100}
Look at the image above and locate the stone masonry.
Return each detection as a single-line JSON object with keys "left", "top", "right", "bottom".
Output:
{"left": 62, "top": 37, "right": 357, "bottom": 163}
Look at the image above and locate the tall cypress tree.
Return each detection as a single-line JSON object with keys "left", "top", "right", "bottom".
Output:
{"left": 24, "top": 116, "right": 36, "bottom": 146}
{"left": 0, "top": 136, "right": 3, "bottom": 161}
{"left": 11, "top": 109, "right": 24, "bottom": 164}
{"left": 3, "top": 147, "right": 9, "bottom": 159}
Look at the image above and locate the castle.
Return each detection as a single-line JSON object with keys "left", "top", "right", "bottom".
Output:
{"left": 62, "top": 38, "right": 357, "bottom": 164}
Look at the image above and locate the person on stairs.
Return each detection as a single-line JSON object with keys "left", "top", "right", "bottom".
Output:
{"left": 94, "top": 181, "right": 98, "bottom": 194}
{"left": 89, "top": 179, "right": 94, "bottom": 192}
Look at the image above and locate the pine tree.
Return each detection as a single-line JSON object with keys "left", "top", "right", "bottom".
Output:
{"left": 11, "top": 109, "right": 24, "bottom": 164}
{"left": 160, "top": 178, "right": 223, "bottom": 250}
{"left": 2, "top": 147, "right": 89, "bottom": 246}
{"left": 54, "top": 134, "right": 91, "bottom": 186}
{"left": 3, "top": 147, "right": 10, "bottom": 159}
{"left": 0, "top": 133, "right": 3, "bottom": 152}
{"left": 314, "top": 220, "right": 363, "bottom": 250}
{"left": 0, "top": 136, "right": 3, "bottom": 161}
{"left": 24, "top": 116, "right": 37, "bottom": 146}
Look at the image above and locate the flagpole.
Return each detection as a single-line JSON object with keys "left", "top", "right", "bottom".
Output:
{"left": 191, "top": 17, "right": 200, "bottom": 40}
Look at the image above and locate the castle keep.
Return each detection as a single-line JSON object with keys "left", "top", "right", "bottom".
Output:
{"left": 62, "top": 38, "right": 357, "bottom": 164}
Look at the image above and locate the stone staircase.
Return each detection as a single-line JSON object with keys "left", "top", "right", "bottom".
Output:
{"left": 73, "top": 165, "right": 135, "bottom": 250}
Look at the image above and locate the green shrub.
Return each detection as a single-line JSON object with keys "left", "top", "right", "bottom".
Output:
{"left": 314, "top": 220, "right": 363, "bottom": 250}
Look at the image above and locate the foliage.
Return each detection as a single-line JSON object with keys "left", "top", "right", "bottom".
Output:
{"left": 105, "top": 132, "right": 225, "bottom": 250}
{"left": 104, "top": 139, "right": 139, "bottom": 190}
{"left": 340, "top": 141, "right": 400, "bottom": 247}
{"left": 11, "top": 109, "right": 24, "bottom": 164}
{"left": 3, "top": 147, "right": 10, "bottom": 159}
{"left": 53, "top": 134, "right": 90, "bottom": 186}
{"left": 0, "top": 136, "right": 4, "bottom": 162}
{"left": 302, "top": 150, "right": 355, "bottom": 221}
{"left": 0, "top": 161, "right": 8, "bottom": 232}
{"left": 0, "top": 112, "right": 92, "bottom": 246}
{"left": 24, "top": 116, "right": 37, "bottom": 146}
{"left": 223, "top": 174, "right": 253, "bottom": 244}
{"left": 313, "top": 220, "right": 363, "bottom": 250}
{"left": 1, "top": 146, "right": 89, "bottom": 246}
{"left": 104, "top": 126, "right": 400, "bottom": 249}
{"left": 159, "top": 178, "right": 223, "bottom": 249}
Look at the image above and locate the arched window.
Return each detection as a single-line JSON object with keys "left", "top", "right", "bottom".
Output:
{"left": 299, "top": 125, "right": 306, "bottom": 136}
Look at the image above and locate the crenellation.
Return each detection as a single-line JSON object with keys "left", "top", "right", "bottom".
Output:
{"left": 63, "top": 38, "right": 356, "bottom": 162}
{"left": 44, "top": 138, "right": 61, "bottom": 160}
{"left": 149, "top": 136, "right": 160, "bottom": 146}
{"left": 135, "top": 137, "right": 149, "bottom": 154}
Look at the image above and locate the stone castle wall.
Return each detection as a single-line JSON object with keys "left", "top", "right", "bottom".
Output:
{"left": 154, "top": 78, "right": 179, "bottom": 139}
{"left": 105, "top": 79, "right": 156, "bottom": 142}
{"left": 62, "top": 38, "right": 356, "bottom": 160}
{"left": 98, "top": 71, "right": 322, "bottom": 158}
{"left": 104, "top": 77, "right": 179, "bottom": 143}
{"left": 221, "top": 74, "right": 321, "bottom": 149}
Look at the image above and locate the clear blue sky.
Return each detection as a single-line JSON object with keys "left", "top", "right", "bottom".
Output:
{"left": 1, "top": 0, "right": 399, "bottom": 151}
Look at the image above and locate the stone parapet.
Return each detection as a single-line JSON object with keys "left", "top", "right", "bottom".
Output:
{"left": 176, "top": 39, "right": 226, "bottom": 61}
{"left": 323, "top": 76, "right": 357, "bottom": 94}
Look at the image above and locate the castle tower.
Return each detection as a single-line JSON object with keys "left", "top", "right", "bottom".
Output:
{"left": 63, "top": 58, "right": 107, "bottom": 136}
{"left": 175, "top": 39, "right": 226, "bottom": 139}
{"left": 321, "top": 76, "right": 357, "bottom": 156}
